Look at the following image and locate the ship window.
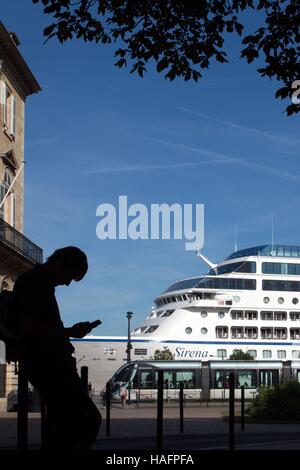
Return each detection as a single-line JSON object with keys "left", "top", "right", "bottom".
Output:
{"left": 231, "top": 310, "right": 243, "bottom": 320}
{"left": 278, "top": 297, "right": 284, "bottom": 304}
{"left": 261, "top": 311, "right": 273, "bottom": 320}
{"left": 247, "top": 350, "right": 257, "bottom": 358}
{"left": 245, "top": 328, "right": 258, "bottom": 339}
{"left": 274, "top": 328, "right": 287, "bottom": 339}
{"left": 290, "top": 312, "right": 300, "bottom": 321}
{"left": 161, "top": 309, "right": 174, "bottom": 317}
{"left": 263, "top": 280, "right": 300, "bottom": 292}
{"left": 217, "top": 349, "right": 227, "bottom": 359}
{"left": 196, "top": 277, "right": 256, "bottom": 290}
{"left": 290, "top": 328, "right": 300, "bottom": 339}
{"left": 218, "top": 311, "right": 225, "bottom": 318}
{"left": 145, "top": 325, "right": 159, "bottom": 333}
{"left": 263, "top": 350, "right": 272, "bottom": 358}
{"left": 134, "top": 349, "right": 147, "bottom": 355}
{"left": 216, "top": 326, "right": 228, "bottom": 339}
{"left": 201, "top": 311, "right": 207, "bottom": 318}
{"left": 293, "top": 298, "right": 299, "bottom": 305}
{"left": 231, "top": 327, "right": 244, "bottom": 339}
{"left": 261, "top": 328, "right": 273, "bottom": 339}
{"left": 277, "top": 350, "right": 286, "bottom": 359}
{"left": 263, "top": 297, "right": 270, "bottom": 304}
{"left": 274, "top": 311, "right": 287, "bottom": 321}
{"left": 245, "top": 310, "right": 258, "bottom": 320}
{"left": 209, "top": 261, "right": 256, "bottom": 275}
{"left": 185, "top": 327, "right": 192, "bottom": 335}
{"left": 201, "top": 328, "right": 208, "bottom": 335}
{"left": 262, "top": 262, "right": 300, "bottom": 275}
{"left": 292, "top": 351, "right": 300, "bottom": 359}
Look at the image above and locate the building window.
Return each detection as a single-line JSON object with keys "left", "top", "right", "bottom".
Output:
{"left": 0, "top": 168, "right": 15, "bottom": 226}
{"left": 277, "top": 350, "right": 286, "bottom": 359}
{"left": 263, "top": 350, "right": 272, "bottom": 358}
{"left": 1, "top": 81, "right": 16, "bottom": 136}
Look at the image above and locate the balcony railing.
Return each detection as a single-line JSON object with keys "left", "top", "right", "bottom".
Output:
{"left": 0, "top": 218, "right": 42, "bottom": 264}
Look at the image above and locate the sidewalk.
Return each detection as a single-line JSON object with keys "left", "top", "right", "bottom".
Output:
{"left": 1, "top": 404, "right": 300, "bottom": 450}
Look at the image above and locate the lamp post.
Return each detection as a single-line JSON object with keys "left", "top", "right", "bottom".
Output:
{"left": 126, "top": 311, "right": 133, "bottom": 405}
{"left": 126, "top": 311, "right": 133, "bottom": 364}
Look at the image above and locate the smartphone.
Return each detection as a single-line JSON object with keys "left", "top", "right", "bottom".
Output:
{"left": 90, "top": 319, "right": 102, "bottom": 328}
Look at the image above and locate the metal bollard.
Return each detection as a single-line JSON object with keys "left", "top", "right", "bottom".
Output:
{"left": 17, "top": 358, "right": 28, "bottom": 450}
{"left": 106, "top": 380, "right": 111, "bottom": 436}
{"left": 229, "top": 372, "right": 235, "bottom": 450}
{"left": 241, "top": 386, "right": 245, "bottom": 431}
{"left": 80, "top": 366, "right": 88, "bottom": 393}
{"left": 179, "top": 382, "right": 184, "bottom": 433}
{"left": 156, "top": 370, "right": 163, "bottom": 450}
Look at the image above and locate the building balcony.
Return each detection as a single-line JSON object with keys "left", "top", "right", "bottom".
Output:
{"left": 0, "top": 218, "right": 42, "bottom": 264}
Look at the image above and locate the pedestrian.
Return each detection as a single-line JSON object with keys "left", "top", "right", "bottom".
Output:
{"left": 13, "top": 246, "right": 102, "bottom": 450}
{"left": 119, "top": 385, "right": 128, "bottom": 407}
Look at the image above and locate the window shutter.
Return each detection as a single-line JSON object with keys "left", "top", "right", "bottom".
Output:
{"left": 10, "top": 95, "right": 16, "bottom": 135}
{"left": 0, "top": 183, "right": 5, "bottom": 220}
{"left": 0, "top": 81, "right": 6, "bottom": 125}
{"left": 10, "top": 193, "right": 15, "bottom": 227}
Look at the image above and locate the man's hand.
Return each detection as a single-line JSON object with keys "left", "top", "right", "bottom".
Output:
{"left": 68, "top": 322, "right": 94, "bottom": 338}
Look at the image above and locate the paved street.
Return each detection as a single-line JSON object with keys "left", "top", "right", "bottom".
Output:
{"left": 1, "top": 404, "right": 300, "bottom": 451}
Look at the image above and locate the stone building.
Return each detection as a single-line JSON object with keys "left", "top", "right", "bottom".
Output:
{"left": 0, "top": 21, "right": 42, "bottom": 405}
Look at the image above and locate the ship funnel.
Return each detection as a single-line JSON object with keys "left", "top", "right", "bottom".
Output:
{"left": 196, "top": 251, "right": 217, "bottom": 270}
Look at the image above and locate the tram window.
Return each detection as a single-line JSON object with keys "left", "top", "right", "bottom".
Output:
{"left": 139, "top": 370, "right": 153, "bottom": 389}
{"left": 175, "top": 371, "right": 196, "bottom": 389}
{"left": 259, "top": 370, "right": 279, "bottom": 387}
{"left": 237, "top": 371, "right": 257, "bottom": 389}
{"left": 214, "top": 370, "right": 234, "bottom": 389}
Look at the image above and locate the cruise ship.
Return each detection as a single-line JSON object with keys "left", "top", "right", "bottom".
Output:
{"left": 72, "top": 245, "right": 300, "bottom": 392}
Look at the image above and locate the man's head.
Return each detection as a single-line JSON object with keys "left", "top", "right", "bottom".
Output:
{"left": 45, "top": 246, "right": 88, "bottom": 286}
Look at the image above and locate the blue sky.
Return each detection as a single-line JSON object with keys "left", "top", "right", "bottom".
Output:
{"left": 2, "top": 2, "right": 300, "bottom": 335}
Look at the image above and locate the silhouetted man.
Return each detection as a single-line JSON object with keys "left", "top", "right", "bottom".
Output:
{"left": 13, "top": 246, "right": 102, "bottom": 450}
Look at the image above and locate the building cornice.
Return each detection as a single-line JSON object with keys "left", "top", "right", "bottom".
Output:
{"left": 0, "top": 21, "right": 41, "bottom": 97}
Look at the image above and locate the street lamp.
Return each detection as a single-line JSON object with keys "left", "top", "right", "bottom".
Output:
{"left": 126, "top": 311, "right": 133, "bottom": 364}
{"left": 126, "top": 311, "right": 133, "bottom": 405}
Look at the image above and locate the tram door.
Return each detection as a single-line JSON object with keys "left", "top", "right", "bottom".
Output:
{"left": 259, "top": 370, "right": 279, "bottom": 387}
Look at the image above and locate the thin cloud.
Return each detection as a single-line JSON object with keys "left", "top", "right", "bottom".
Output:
{"left": 86, "top": 158, "right": 241, "bottom": 174}
{"left": 179, "top": 107, "right": 300, "bottom": 146}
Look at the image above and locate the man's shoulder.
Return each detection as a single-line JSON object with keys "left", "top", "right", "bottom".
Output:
{"left": 14, "top": 265, "right": 45, "bottom": 290}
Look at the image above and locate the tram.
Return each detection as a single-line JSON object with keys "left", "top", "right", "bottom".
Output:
{"left": 103, "top": 359, "right": 299, "bottom": 402}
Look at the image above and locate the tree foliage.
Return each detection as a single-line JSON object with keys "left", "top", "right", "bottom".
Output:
{"left": 32, "top": 0, "right": 300, "bottom": 115}
{"left": 247, "top": 382, "right": 300, "bottom": 420}
{"left": 229, "top": 350, "right": 254, "bottom": 360}
{"left": 152, "top": 347, "right": 174, "bottom": 360}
